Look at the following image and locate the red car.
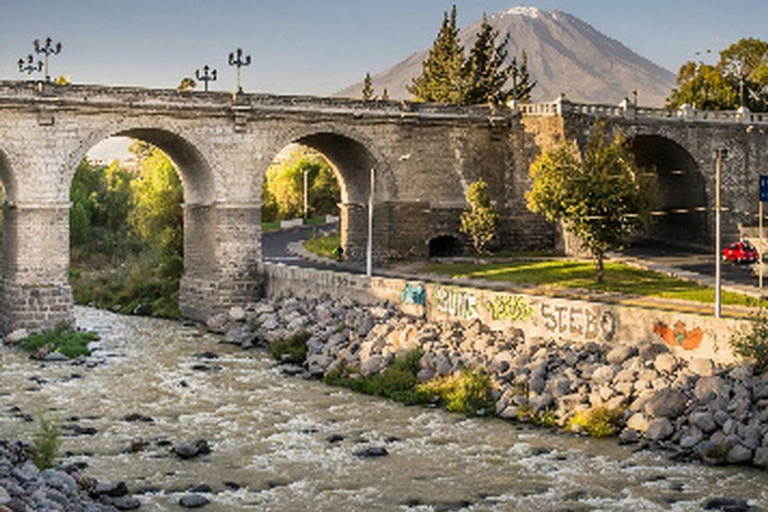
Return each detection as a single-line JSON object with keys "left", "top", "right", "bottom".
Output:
{"left": 722, "top": 241, "right": 758, "bottom": 263}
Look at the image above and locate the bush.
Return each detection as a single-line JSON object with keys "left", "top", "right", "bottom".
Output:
{"left": 20, "top": 323, "right": 100, "bottom": 359}
{"left": 417, "top": 368, "right": 495, "bottom": 416}
{"left": 567, "top": 406, "right": 625, "bottom": 438}
{"left": 729, "top": 310, "right": 768, "bottom": 371}
{"left": 271, "top": 331, "right": 311, "bottom": 364}
{"left": 324, "top": 350, "right": 431, "bottom": 405}
{"left": 31, "top": 414, "right": 61, "bottom": 470}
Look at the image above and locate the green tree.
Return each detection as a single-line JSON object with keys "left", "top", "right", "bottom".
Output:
{"left": 129, "top": 143, "right": 184, "bottom": 278}
{"left": 526, "top": 123, "right": 656, "bottom": 282}
{"left": 381, "top": 88, "right": 390, "bottom": 101}
{"left": 362, "top": 72, "right": 375, "bottom": 101}
{"left": 667, "top": 38, "right": 768, "bottom": 111}
{"left": 408, "top": 5, "right": 465, "bottom": 104}
{"left": 460, "top": 178, "right": 499, "bottom": 256}
{"left": 463, "top": 15, "right": 513, "bottom": 105}
{"left": 509, "top": 51, "right": 536, "bottom": 102}
{"left": 264, "top": 147, "right": 340, "bottom": 220}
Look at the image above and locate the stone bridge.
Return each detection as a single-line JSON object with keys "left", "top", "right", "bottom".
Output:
{"left": 520, "top": 97, "right": 768, "bottom": 244}
{"left": 0, "top": 81, "right": 516, "bottom": 331}
{"left": 1, "top": 81, "right": 767, "bottom": 333}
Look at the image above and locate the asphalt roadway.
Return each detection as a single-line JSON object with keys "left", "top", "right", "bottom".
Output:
{"left": 261, "top": 224, "right": 341, "bottom": 270}
{"left": 620, "top": 241, "right": 760, "bottom": 288}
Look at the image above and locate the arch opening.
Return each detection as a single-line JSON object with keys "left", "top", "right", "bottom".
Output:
{"left": 429, "top": 235, "right": 463, "bottom": 258}
{"left": 630, "top": 135, "right": 708, "bottom": 244}
{"left": 263, "top": 131, "right": 384, "bottom": 263}
{"left": 69, "top": 130, "right": 215, "bottom": 318}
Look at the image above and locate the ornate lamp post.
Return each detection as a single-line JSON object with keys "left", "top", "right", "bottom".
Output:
{"left": 34, "top": 37, "right": 62, "bottom": 82}
{"left": 228, "top": 48, "right": 251, "bottom": 93}
{"left": 195, "top": 65, "right": 217, "bottom": 92}
{"left": 17, "top": 54, "right": 43, "bottom": 77}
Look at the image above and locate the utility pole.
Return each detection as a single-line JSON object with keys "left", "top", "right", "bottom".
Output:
{"left": 34, "top": 37, "right": 62, "bottom": 82}
{"left": 228, "top": 48, "right": 251, "bottom": 94}
{"left": 195, "top": 65, "right": 217, "bottom": 92}
{"left": 303, "top": 168, "right": 309, "bottom": 222}
{"left": 715, "top": 148, "right": 728, "bottom": 318}
{"left": 366, "top": 167, "right": 375, "bottom": 278}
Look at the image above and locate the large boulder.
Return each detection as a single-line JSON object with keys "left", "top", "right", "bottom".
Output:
{"left": 645, "top": 388, "right": 687, "bottom": 418}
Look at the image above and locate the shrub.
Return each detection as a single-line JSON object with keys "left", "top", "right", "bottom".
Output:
{"left": 20, "top": 323, "right": 100, "bottom": 359}
{"left": 729, "top": 309, "right": 768, "bottom": 371}
{"left": 417, "top": 368, "right": 495, "bottom": 416}
{"left": 567, "top": 406, "right": 625, "bottom": 438}
{"left": 271, "top": 331, "right": 311, "bottom": 364}
{"left": 323, "top": 350, "right": 431, "bottom": 405}
{"left": 31, "top": 414, "right": 61, "bottom": 470}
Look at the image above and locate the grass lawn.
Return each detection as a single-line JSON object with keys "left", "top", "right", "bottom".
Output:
{"left": 304, "top": 231, "right": 340, "bottom": 259}
{"left": 304, "top": 216, "right": 328, "bottom": 226}
{"left": 261, "top": 220, "right": 281, "bottom": 231}
{"left": 423, "top": 260, "right": 762, "bottom": 307}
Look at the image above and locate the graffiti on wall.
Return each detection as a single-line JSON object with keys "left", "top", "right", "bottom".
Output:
{"left": 401, "top": 283, "right": 427, "bottom": 306}
{"left": 653, "top": 320, "right": 703, "bottom": 350}
{"left": 434, "top": 287, "right": 479, "bottom": 320}
{"left": 487, "top": 293, "right": 533, "bottom": 322}
{"left": 540, "top": 302, "right": 617, "bottom": 341}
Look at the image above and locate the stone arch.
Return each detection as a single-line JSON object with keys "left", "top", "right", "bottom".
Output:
{"left": 428, "top": 234, "right": 463, "bottom": 258}
{"left": 66, "top": 126, "right": 219, "bottom": 318}
{"left": 629, "top": 134, "right": 708, "bottom": 242}
{"left": 66, "top": 127, "right": 216, "bottom": 206}
{"left": 263, "top": 124, "right": 394, "bottom": 261}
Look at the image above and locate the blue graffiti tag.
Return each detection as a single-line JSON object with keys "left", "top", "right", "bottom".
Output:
{"left": 401, "top": 283, "right": 427, "bottom": 306}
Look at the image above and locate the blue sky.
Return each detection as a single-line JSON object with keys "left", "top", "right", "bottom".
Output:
{"left": 1, "top": 0, "right": 766, "bottom": 97}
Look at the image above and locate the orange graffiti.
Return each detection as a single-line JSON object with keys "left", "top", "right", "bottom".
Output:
{"left": 653, "top": 320, "right": 703, "bottom": 350}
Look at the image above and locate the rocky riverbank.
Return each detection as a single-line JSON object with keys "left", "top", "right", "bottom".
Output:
{"left": 0, "top": 439, "right": 137, "bottom": 512}
{"left": 209, "top": 295, "right": 768, "bottom": 469}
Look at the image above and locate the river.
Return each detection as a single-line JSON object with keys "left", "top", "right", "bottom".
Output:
{"left": 0, "top": 307, "right": 765, "bottom": 511}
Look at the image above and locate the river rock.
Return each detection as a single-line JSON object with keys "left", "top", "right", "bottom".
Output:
{"left": 726, "top": 444, "right": 753, "bottom": 464}
{"left": 114, "top": 495, "right": 142, "bottom": 510}
{"left": 645, "top": 389, "right": 687, "bottom": 418}
{"left": 174, "top": 440, "right": 211, "bottom": 460}
{"left": 205, "top": 314, "right": 229, "bottom": 334}
{"left": 95, "top": 481, "right": 129, "bottom": 497}
{"left": 654, "top": 353, "right": 678, "bottom": 374}
{"left": 228, "top": 306, "right": 246, "bottom": 322}
{"left": 626, "top": 413, "right": 650, "bottom": 433}
{"left": 645, "top": 418, "right": 674, "bottom": 441}
{"left": 354, "top": 446, "right": 389, "bottom": 458}
{"left": 690, "top": 411, "right": 717, "bottom": 433}
{"left": 703, "top": 497, "right": 751, "bottom": 512}
{"left": 5, "top": 329, "right": 28, "bottom": 345}
{"left": 690, "top": 359, "right": 715, "bottom": 377}
{"left": 606, "top": 344, "right": 636, "bottom": 365}
{"left": 180, "top": 494, "right": 210, "bottom": 508}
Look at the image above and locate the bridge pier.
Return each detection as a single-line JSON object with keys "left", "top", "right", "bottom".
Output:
{"left": 0, "top": 203, "right": 74, "bottom": 332}
{"left": 179, "top": 203, "right": 262, "bottom": 322}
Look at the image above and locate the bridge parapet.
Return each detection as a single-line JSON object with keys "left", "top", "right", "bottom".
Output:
{"left": 519, "top": 96, "right": 768, "bottom": 126}
{"left": 0, "top": 81, "right": 514, "bottom": 124}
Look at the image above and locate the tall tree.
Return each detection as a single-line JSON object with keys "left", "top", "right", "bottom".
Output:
{"left": 526, "top": 123, "right": 656, "bottom": 283}
{"left": 463, "top": 15, "right": 513, "bottom": 104}
{"left": 667, "top": 37, "right": 768, "bottom": 111}
{"left": 509, "top": 51, "right": 536, "bottom": 102}
{"left": 362, "top": 72, "right": 375, "bottom": 101}
{"left": 408, "top": 5, "right": 465, "bottom": 104}
{"left": 460, "top": 179, "right": 499, "bottom": 257}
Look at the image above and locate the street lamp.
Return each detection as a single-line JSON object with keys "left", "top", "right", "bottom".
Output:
{"left": 195, "top": 65, "right": 217, "bottom": 92}
{"left": 17, "top": 54, "right": 42, "bottom": 76}
{"left": 228, "top": 48, "right": 251, "bottom": 94}
{"left": 33, "top": 37, "right": 62, "bottom": 82}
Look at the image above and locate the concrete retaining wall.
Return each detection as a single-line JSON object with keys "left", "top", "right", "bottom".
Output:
{"left": 263, "top": 263, "right": 748, "bottom": 365}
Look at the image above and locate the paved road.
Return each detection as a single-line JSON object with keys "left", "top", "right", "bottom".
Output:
{"left": 621, "top": 241, "right": 760, "bottom": 288}
{"left": 261, "top": 224, "right": 340, "bottom": 270}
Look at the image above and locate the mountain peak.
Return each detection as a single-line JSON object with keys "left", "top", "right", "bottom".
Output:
{"left": 337, "top": 7, "right": 675, "bottom": 107}
{"left": 503, "top": 6, "right": 543, "bottom": 19}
